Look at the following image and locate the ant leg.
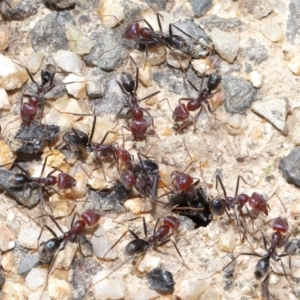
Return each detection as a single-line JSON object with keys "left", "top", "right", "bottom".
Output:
{"left": 88, "top": 116, "right": 97, "bottom": 145}
{"left": 38, "top": 224, "right": 58, "bottom": 244}
{"left": 187, "top": 79, "right": 200, "bottom": 93}
{"left": 216, "top": 174, "right": 227, "bottom": 198}
{"left": 139, "top": 90, "right": 161, "bottom": 104}
{"left": 267, "top": 193, "right": 287, "bottom": 213}
{"left": 178, "top": 97, "right": 193, "bottom": 104}
{"left": 37, "top": 213, "right": 65, "bottom": 235}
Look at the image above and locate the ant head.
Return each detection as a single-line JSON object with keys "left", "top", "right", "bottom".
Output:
{"left": 171, "top": 171, "right": 193, "bottom": 192}
{"left": 254, "top": 256, "right": 269, "bottom": 280}
{"left": 41, "top": 64, "right": 56, "bottom": 86}
{"left": 209, "top": 198, "right": 226, "bottom": 216}
{"left": 124, "top": 22, "right": 140, "bottom": 40}
{"left": 63, "top": 129, "right": 89, "bottom": 148}
{"left": 207, "top": 73, "right": 222, "bottom": 91}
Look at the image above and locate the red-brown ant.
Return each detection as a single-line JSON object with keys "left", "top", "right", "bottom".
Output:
{"left": 116, "top": 62, "right": 160, "bottom": 142}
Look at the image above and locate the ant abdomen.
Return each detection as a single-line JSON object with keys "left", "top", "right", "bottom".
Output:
{"left": 207, "top": 74, "right": 222, "bottom": 91}
{"left": 63, "top": 129, "right": 89, "bottom": 147}
{"left": 120, "top": 72, "right": 135, "bottom": 93}
{"left": 7, "top": 173, "right": 30, "bottom": 188}
{"left": 39, "top": 238, "right": 62, "bottom": 264}
{"left": 209, "top": 198, "right": 226, "bottom": 216}
{"left": 124, "top": 239, "right": 148, "bottom": 256}
{"left": 254, "top": 256, "right": 269, "bottom": 280}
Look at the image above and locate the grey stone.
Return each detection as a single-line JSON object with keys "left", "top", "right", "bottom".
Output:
{"left": 0, "top": 270, "right": 4, "bottom": 289}
{"left": 30, "top": 11, "right": 75, "bottom": 53}
{"left": 238, "top": 0, "right": 273, "bottom": 19}
{"left": 188, "top": 0, "right": 212, "bottom": 17}
{"left": 0, "top": 0, "right": 37, "bottom": 20}
{"left": 279, "top": 147, "right": 300, "bottom": 187}
{"left": 87, "top": 68, "right": 108, "bottom": 98}
{"left": 200, "top": 15, "right": 243, "bottom": 32}
{"left": 83, "top": 26, "right": 127, "bottom": 72}
{"left": 18, "top": 255, "right": 40, "bottom": 277}
{"left": 42, "top": 0, "right": 76, "bottom": 10}
{"left": 222, "top": 76, "right": 257, "bottom": 114}
{"left": 124, "top": 0, "right": 141, "bottom": 22}
{"left": 240, "top": 38, "right": 269, "bottom": 64}
{"left": 147, "top": 268, "right": 175, "bottom": 293}
{"left": 144, "top": 0, "right": 175, "bottom": 11}
{"left": 287, "top": 0, "right": 300, "bottom": 44}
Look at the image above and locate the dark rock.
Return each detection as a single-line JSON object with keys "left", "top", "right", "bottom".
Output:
{"left": 200, "top": 15, "right": 243, "bottom": 32}
{"left": 239, "top": 38, "right": 269, "bottom": 64}
{"left": 114, "top": 182, "right": 131, "bottom": 203}
{"left": 87, "top": 67, "right": 108, "bottom": 98}
{"left": 238, "top": 0, "right": 273, "bottom": 19}
{"left": 188, "top": 0, "right": 212, "bottom": 17}
{"left": 88, "top": 189, "right": 125, "bottom": 214}
{"left": 147, "top": 268, "right": 175, "bottom": 293}
{"left": 0, "top": 269, "right": 5, "bottom": 289}
{"left": 145, "top": 0, "right": 175, "bottom": 11}
{"left": 14, "top": 122, "right": 60, "bottom": 154}
{"left": 71, "top": 257, "right": 102, "bottom": 300}
{"left": 279, "top": 147, "right": 300, "bottom": 187}
{"left": 222, "top": 254, "right": 235, "bottom": 290}
{"left": 18, "top": 255, "right": 40, "bottom": 277}
{"left": 42, "top": 0, "right": 75, "bottom": 10}
{"left": 83, "top": 26, "right": 127, "bottom": 71}
{"left": 30, "top": 11, "right": 75, "bottom": 53}
{"left": 222, "top": 76, "right": 258, "bottom": 114}
{"left": 0, "top": 0, "right": 37, "bottom": 20}
{"left": 0, "top": 168, "right": 40, "bottom": 208}
{"left": 284, "top": 238, "right": 300, "bottom": 255}
{"left": 287, "top": 0, "right": 300, "bottom": 44}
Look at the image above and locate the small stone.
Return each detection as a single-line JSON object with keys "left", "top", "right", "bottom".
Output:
{"left": 147, "top": 268, "right": 175, "bottom": 293}
{"left": 1, "top": 252, "right": 13, "bottom": 271}
{"left": 63, "top": 74, "right": 86, "bottom": 99}
{"left": 218, "top": 228, "right": 236, "bottom": 252}
{"left": 166, "top": 51, "right": 191, "bottom": 70}
{"left": 18, "top": 255, "right": 41, "bottom": 277}
{"left": 288, "top": 54, "right": 300, "bottom": 76}
{"left": 251, "top": 97, "right": 290, "bottom": 135}
{"left": 91, "top": 227, "right": 118, "bottom": 260}
{"left": 0, "top": 269, "right": 5, "bottom": 289}
{"left": 91, "top": 270, "right": 126, "bottom": 300}
{"left": 240, "top": 38, "right": 269, "bottom": 64}
{"left": 53, "top": 50, "right": 82, "bottom": 75}
{"left": 0, "top": 25, "right": 9, "bottom": 51}
{"left": 87, "top": 67, "right": 108, "bottom": 98}
{"left": 49, "top": 194, "right": 75, "bottom": 218}
{"left": 138, "top": 62, "right": 153, "bottom": 87}
{"left": 65, "top": 24, "right": 94, "bottom": 55}
{"left": 2, "top": 282, "right": 24, "bottom": 298}
{"left": 52, "top": 95, "right": 83, "bottom": 115}
{"left": 260, "top": 21, "right": 283, "bottom": 42}
{"left": 26, "top": 268, "right": 47, "bottom": 291}
{"left": 238, "top": 0, "right": 273, "bottom": 19}
{"left": 210, "top": 28, "right": 239, "bottom": 63}
{"left": 188, "top": 0, "right": 213, "bottom": 17}
{"left": 42, "top": 0, "right": 76, "bottom": 10}
{"left": 18, "top": 227, "right": 40, "bottom": 249}
{"left": 51, "top": 242, "right": 77, "bottom": 272}
{"left": 200, "top": 15, "right": 242, "bottom": 32}
{"left": 27, "top": 51, "right": 44, "bottom": 74}
{"left": 131, "top": 46, "right": 167, "bottom": 66}
{"left": 191, "top": 58, "right": 213, "bottom": 75}
{"left": 226, "top": 114, "right": 248, "bottom": 136}
{"left": 146, "top": 0, "right": 175, "bottom": 11}
{"left": 0, "top": 140, "right": 15, "bottom": 166}
{"left": 175, "top": 271, "right": 211, "bottom": 300}
{"left": 250, "top": 71, "right": 263, "bottom": 88}
{"left": 137, "top": 252, "right": 161, "bottom": 274}
{"left": 48, "top": 277, "right": 71, "bottom": 299}
{"left": 124, "top": 198, "right": 153, "bottom": 214}
{"left": 223, "top": 76, "right": 257, "bottom": 114}
{"left": 279, "top": 147, "right": 300, "bottom": 187}
{"left": 287, "top": 0, "right": 300, "bottom": 44}
{"left": 98, "top": 0, "right": 125, "bottom": 29}
{"left": 0, "top": 223, "right": 11, "bottom": 251}
{"left": 0, "top": 55, "right": 29, "bottom": 90}
{"left": 0, "top": 0, "right": 37, "bottom": 20}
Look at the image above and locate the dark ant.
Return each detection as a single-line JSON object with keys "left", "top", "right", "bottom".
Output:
{"left": 89, "top": 215, "right": 186, "bottom": 288}
{"left": 117, "top": 62, "right": 160, "bottom": 142}
{"left": 163, "top": 71, "right": 221, "bottom": 132}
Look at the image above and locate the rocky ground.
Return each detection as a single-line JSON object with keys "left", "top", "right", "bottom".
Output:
{"left": 0, "top": 0, "right": 300, "bottom": 299}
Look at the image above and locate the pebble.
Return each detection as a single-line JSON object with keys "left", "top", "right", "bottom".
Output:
{"left": 137, "top": 252, "right": 161, "bottom": 274}
{"left": 65, "top": 24, "right": 94, "bottom": 55}
{"left": 0, "top": 54, "right": 29, "bottom": 90}
{"left": 137, "top": 62, "right": 153, "bottom": 87}
{"left": 222, "top": 76, "right": 257, "bottom": 114}
{"left": 286, "top": 0, "right": 300, "bottom": 44}
{"left": 250, "top": 71, "right": 263, "bottom": 88}
{"left": 18, "top": 227, "right": 40, "bottom": 249}
{"left": 146, "top": 0, "right": 175, "bottom": 11}
{"left": 189, "top": 0, "right": 213, "bottom": 17}
{"left": 52, "top": 95, "right": 83, "bottom": 115}
{"left": 0, "top": 0, "right": 37, "bottom": 20}
{"left": 87, "top": 67, "right": 108, "bottom": 98}
{"left": 209, "top": 28, "right": 239, "bottom": 63}
{"left": 191, "top": 58, "right": 213, "bottom": 75}
{"left": 240, "top": 38, "right": 269, "bottom": 64}
{"left": 238, "top": 0, "right": 273, "bottom": 19}
{"left": 124, "top": 198, "right": 153, "bottom": 214}
{"left": 0, "top": 140, "right": 15, "bottom": 167}
{"left": 2, "top": 282, "right": 24, "bottom": 298}
{"left": 51, "top": 242, "right": 77, "bottom": 272}
{"left": 49, "top": 194, "right": 75, "bottom": 218}
{"left": 48, "top": 277, "right": 71, "bottom": 299}
{"left": 132, "top": 46, "right": 167, "bottom": 66}
{"left": 27, "top": 51, "right": 44, "bottom": 74}
{"left": 30, "top": 12, "right": 73, "bottom": 53}
{"left": 26, "top": 268, "right": 47, "bottom": 291}
{"left": 90, "top": 227, "right": 118, "bottom": 260}
{"left": 218, "top": 228, "right": 236, "bottom": 252}
{"left": 0, "top": 25, "right": 9, "bottom": 51}
{"left": 166, "top": 51, "right": 191, "bottom": 70}
{"left": 126, "top": 289, "right": 160, "bottom": 300}
{"left": 146, "top": 268, "right": 175, "bottom": 293}
{"left": 63, "top": 74, "right": 86, "bottom": 99}
{"left": 174, "top": 271, "right": 211, "bottom": 300}
{"left": 0, "top": 223, "right": 11, "bottom": 251}
{"left": 260, "top": 21, "right": 284, "bottom": 42}
{"left": 1, "top": 252, "right": 13, "bottom": 271}
{"left": 279, "top": 147, "right": 300, "bottom": 187}
{"left": 226, "top": 114, "right": 248, "bottom": 135}
{"left": 91, "top": 270, "right": 126, "bottom": 300}
{"left": 98, "top": 0, "right": 125, "bottom": 28}
{"left": 288, "top": 54, "right": 300, "bottom": 76}
{"left": 53, "top": 50, "right": 82, "bottom": 75}
{"left": 200, "top": 15, "right": 242, "bottom": 32}
{"left": 251, "top": 97, "right": 290, "bottom": 135}
{"left": 18, "top": 255, "right": 41, "bottom": 277}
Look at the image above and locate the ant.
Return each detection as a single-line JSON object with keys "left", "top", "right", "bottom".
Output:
{"left": 163, "top": 70, "right": 221, "bottom": 132}
{"left": 89, "top": 215, "right": 186, "bottom": 289}
{"left": 19, "top": 64, "right": 58, "bottom": 126}
{"left": 116, "top": 61, "right": 160, "bottom": 142}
